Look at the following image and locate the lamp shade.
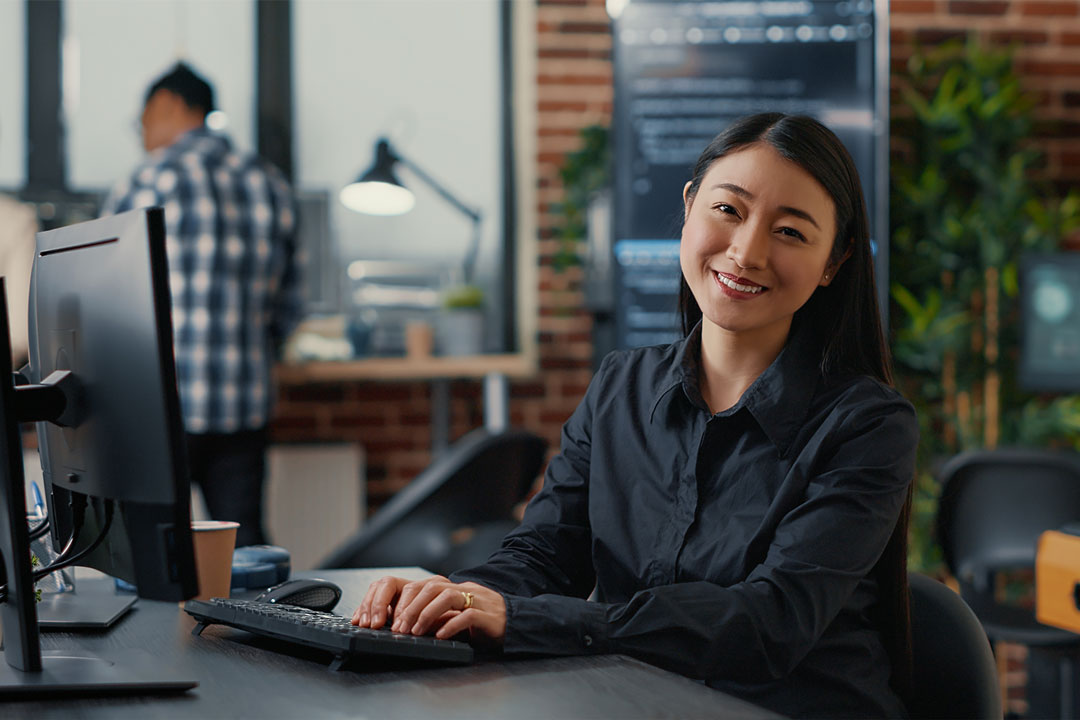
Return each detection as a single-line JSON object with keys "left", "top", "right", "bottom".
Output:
{"left": 339, "top": 139, "right": 416, "bottom": 215}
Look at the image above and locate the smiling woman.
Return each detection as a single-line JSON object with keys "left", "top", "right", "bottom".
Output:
{"left": 353, "top": 114, "right": 918, "bottom": 720}
{"left": 679, "top": 143, "right": 843, "bottom": 411}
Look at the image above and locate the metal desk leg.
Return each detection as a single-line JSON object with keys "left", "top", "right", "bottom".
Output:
{"left": 431, "top": 379, "right": 450, "bottom": 455}
{"left": 483, "top": 372, "right": 509, "bottom": 433}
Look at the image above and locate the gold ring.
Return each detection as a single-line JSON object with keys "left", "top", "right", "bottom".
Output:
{"left": 461, "top": 591, "right": 474, "bottom": 610}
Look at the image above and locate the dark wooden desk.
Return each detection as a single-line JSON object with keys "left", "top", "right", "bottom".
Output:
{"left": 6, "top": 569, "right": 780, "bottom": 719}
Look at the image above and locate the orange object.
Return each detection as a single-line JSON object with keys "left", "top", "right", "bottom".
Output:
{"left": 1036, "top": 529, "right": 1080, "bottom": 633}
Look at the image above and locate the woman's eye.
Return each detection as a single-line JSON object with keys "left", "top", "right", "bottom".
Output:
{"left": 713, "top": 203, "right": 738, "bottom": 216}
{"left": 777, "top": 226, "right": 807, "bottom": 242}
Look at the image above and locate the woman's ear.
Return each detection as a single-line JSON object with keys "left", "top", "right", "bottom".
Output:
{"left": 819, "top": 240, "right": 854, "bottom": 287}
{"left": 682, "top": 181, "right": 693, "bottom": 220}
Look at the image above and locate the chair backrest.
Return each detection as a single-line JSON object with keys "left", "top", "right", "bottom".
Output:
{"left": 907, "top": 572, "right": 1002, "bottom": 720}
{"left": 317, "top": 427, "right": 547, "bottom": 571}
{"left": 936, "top": 448, "right": 1080, "bottom": 590}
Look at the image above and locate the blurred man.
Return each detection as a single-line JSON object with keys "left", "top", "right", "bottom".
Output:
{"left": 102, "top": 62, "right": 302, "bottom": 547}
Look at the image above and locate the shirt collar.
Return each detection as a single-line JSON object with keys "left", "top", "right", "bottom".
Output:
{"left": 650, "top": 319, "right": 823, "bottom": 456}
{"left": 163, "top": 126, "right": 230, "bottom": 157}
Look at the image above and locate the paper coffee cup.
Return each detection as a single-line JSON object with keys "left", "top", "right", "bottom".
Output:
{"left": 189, "top": 520, "right": 240, "bottom": 602}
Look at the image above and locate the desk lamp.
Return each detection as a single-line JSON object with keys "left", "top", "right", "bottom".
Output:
{"left": 340, "top": 138, "right": 483, "bottom": 284}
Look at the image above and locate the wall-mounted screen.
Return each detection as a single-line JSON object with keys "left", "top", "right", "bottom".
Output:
{"left": 611, "top": 0, "right": 888, "bottom": 348}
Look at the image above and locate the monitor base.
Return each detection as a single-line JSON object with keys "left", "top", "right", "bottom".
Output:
{"left": 37, "top": 593, "right": 136, "bottom": 630}
{"left": 0, "top": 649, "right": 197, "bottom": 697}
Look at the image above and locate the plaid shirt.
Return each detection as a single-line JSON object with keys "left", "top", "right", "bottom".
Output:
{"left": 102, "top": 127, "right": 303, "bottom": 434}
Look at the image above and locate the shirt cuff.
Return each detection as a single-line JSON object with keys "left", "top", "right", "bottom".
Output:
{"left": 502, "top": 593, "right": 609, "bottom": 657}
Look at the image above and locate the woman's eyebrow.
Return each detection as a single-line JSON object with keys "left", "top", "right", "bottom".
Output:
{"left": 778, "top": 205, "right": 821, "bottom": 230}
{"left": 711, "top": 182, "right": 822, "bottom": 230}
{"left": 712, "top": 182, "right": 753, "bottom": 198}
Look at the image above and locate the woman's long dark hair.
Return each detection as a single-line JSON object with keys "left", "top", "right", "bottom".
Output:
{"left": 678, "top": 113, "right": 914, "bottom": 699}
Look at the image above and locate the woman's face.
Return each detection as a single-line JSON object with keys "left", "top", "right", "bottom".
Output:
{"left": 680, "top": 142, "right": 841, "bottom": 343}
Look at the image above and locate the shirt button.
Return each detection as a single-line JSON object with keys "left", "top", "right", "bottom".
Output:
{"left": 583, "top": 635, "right": 593, "bottom": 647}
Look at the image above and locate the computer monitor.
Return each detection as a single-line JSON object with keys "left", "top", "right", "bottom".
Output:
{"left": 0, "top": 208, "right": 198, "bottom": 695}
{"left": 1019, "top": 253, "right": 1080, "bottom": 393}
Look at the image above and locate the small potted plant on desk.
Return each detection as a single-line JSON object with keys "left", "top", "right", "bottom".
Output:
{"left": 437, "top": 284, "right": 485, "bottom": 356}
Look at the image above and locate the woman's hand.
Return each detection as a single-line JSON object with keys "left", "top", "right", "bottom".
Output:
{"left": 351, "top": 575, "right": 506, "bottom": 646}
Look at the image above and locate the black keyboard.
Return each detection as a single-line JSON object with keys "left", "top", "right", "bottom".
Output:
{"left": 184, "top": 598, "right": 474, "bottom": 669}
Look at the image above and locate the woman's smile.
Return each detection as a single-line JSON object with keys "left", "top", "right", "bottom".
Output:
{"left": 715, "top": 272, "right": 767, "bottom": 296}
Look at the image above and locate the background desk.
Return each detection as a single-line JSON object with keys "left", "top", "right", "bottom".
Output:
{"left": 9, "top": 568, "right": 780, "bottom": 719}
{"left": 277, "top": 354, "right": 535, "bottom": 454}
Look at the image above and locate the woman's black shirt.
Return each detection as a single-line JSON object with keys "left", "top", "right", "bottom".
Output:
{"left": 453, "top": 324, "right": 918, "bottom": 718}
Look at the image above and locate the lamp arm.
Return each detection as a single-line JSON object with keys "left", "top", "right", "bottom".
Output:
{"left": 394, "top": 152, "right": 482, "bottom": 225}
{"left": 392, "top": 145, "right": 483, "bottom": 285}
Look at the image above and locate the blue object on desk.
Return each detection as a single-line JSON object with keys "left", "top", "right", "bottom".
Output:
{"left": 231, "top": 562, "right": 279, "bottom": 591}
{"left": 232, "top": 545, "right": 291, "bottom": 586}
{"left": 30, "top": 481, "right": 46, "bottom": 520}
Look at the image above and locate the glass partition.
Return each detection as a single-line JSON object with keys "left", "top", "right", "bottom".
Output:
{"left": 64, "top": 0, "right": 255, "bottom": 193}
{"left": 293, "top": 0, "right": 505, "bottom": 352}
{"left": 0, "top": 0, "right": 26, "bottom": 189}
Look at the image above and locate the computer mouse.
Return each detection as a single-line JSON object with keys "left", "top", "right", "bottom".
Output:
{"left": 254, "top": 578, "right": 343, "bottom": 612}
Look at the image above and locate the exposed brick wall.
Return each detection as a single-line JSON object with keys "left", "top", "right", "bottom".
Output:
{"left": 891, "top": 0, "right": 1080, "bottom": 197}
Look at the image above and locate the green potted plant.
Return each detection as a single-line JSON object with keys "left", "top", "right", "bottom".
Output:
{"left": 552, "top": 124, "right": 611, "bottom": 271}
{"left": 437, "top": 284, "right": 486, "bottom": 356}
{"left": 890, "top": 36, "right": 1080, "bottom": 573}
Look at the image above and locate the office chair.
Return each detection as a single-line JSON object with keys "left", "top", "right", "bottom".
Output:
{"left": 317, "top": 427, "right": 547, "bottom": 573}
{"left": 907, "top": 572, "right": 1002, "bottom": 719}
{"left": 936, "top": 447, "right": 1080, "bottom": 717}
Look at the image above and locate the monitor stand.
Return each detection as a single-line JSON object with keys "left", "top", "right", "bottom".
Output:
{"left": 0, "top": 282, "right": 197, "bottom": 696}
{"left": 36, "top": 592, "right": 136, "bottom": 630}
{"left": 0, "top": 650, "right": 196, "bottom": 696}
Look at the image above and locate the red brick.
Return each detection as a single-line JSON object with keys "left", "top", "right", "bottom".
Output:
{"left": 1032, "top": 117, "right": 1080, "bottom": 139}
{"left": 510, "top": 382, "right": 548, "bottom": 399}
{"left": 540, "top": 410, "right": 574, "bottom": 425}
{"left": 399, "top": 412, "right": 432, "bottom": 427}
{"left": 328, "top": 412, "right": 388, "bottom": 429}
{"left": 537, "top": 100, "right": 590, "bottom": 112}
{"left": 1019, "top": 60, "right": 1080, "bottom": 76}
{"left": 914, "top": 28, "right": 968, "bottom": 44}
{"left": 282, "top": 383, "right": 350, "bottom": 403}
{"left": 539, "top": 127, "right": 586, "bottom": 136}
{"left": 893, "top": 0, "right": 938, "bottom": 11}
{"left": 538, "top": 47, "right": 592, "bottom": 59}
{"left": 1020, "top": 1, "right": 1078, "bottom": 15}
{"left": 269, "top": 415, "right": 318, "bottom": 432}
{"left": 990, "top": 29, "right": 1050, "bottom": 44}
{"left": 363, "top": 438, "right": 418, "bottom": 454}
{"left": 449, "top": 383, "right": 483, "bottom": 400}
{"left": 562, "top": 383, "right": 591, "bottom": 399}
{"left": 1062, "top": 151, "right": 1080, "bottom": 168}
{"left": 1064, "top": 31, "right": 1080, "bottom": 45}
{"left": 559, "top": 21, "right": 611, "bottom": 34}
{"left": 352, "top": 384, "right": 415, "bottom": 402}
{"left": 540, "top": 357, "right": 592, "bottom": 370}
{"left": 537, "top": 73, "right": 612, "bottom": 86}
{"left": 948, "top": 0, "right": 1010, "bottom": 14}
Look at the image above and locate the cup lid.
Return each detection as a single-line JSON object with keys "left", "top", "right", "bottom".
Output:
{"left": 192, "top": 520, "right": 241, "bottom": 531}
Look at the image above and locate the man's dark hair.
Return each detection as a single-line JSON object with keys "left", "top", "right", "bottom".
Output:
{"left": 145, "top": 62, "right": 215, "bottom": 118}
